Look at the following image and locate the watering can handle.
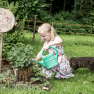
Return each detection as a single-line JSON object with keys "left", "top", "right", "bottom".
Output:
{"left": 42, "top": 46, "right": 58, "bottom": 59}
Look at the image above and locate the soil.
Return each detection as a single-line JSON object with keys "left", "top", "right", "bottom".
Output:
{"left": 1, "top": 60, "right": 14, "bottom": 76}
{"left": 0, "top": 60, "right": 52, "bottom": 90}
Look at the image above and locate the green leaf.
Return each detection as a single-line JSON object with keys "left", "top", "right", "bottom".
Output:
{"left": 7, "top": 70, "right": 10, "bottom": 74}
{"left": 32, "top": 8, "right": 34, "bottom": 10}
{"left": 3, "top": 70, "right": 10, "bottom": 76}
{"left": 35, "top": 77, "right": 40, "bottom": 81}
{"left": 34, "top": 1, "right": 38, "bottom": 4}
{"left": 33, "top": 67, "right": 37, "bottom": 72}
{"left": 43, "top": 81, "right": 49, "bottom": 86}
{"left": 31, "top": 77, "right": 36, "bottom": 81}
{"left": 10, "top": 74, "right": 15, "bottom": 80}
{"left": 0, "top": 74, "right": 5, "bottom": 80}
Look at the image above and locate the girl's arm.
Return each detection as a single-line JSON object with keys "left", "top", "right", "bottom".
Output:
{"left": 44, "top": 36, "right": 63, "bottom": 50}
{"left": 35, "top": 42, "right": 46, "bottom": 60}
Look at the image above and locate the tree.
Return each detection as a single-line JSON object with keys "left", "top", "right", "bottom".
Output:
{"left": 0, "top": 0, "right": 18, "bottom": 15}
{"left": 73, "top": 0, "right": 94, "bottom": 17}
{"left": 17, "top": 0, "right": 49, "bottom": 20}
{"left": 63, "top": 0, "right": 66, "bottom": 11}
{"left": 49, "top": 0, "right": 52, "bottom": 13}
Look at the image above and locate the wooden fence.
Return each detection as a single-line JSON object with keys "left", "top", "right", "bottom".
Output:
{"left": 17, "top": 16, "right": 94, "bottom": 43}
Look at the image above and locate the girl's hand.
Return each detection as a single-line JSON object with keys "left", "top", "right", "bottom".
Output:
{"left": 43, "top": 44, "right": 50, "bottom": 51}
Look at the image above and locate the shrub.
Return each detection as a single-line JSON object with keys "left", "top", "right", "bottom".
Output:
{"left": 2, "top": 43, "right": 12, "bottom": 58}
{"left": 3, "top": 31, "right": 25, "bottom": 44}
{"left": 7, "top": 43, "right": 35, "bottom": 69}
{"left": 2, "top": 31, "right": 25, "bottom": 58}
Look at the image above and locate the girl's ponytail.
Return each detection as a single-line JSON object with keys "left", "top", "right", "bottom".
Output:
{"left": 50, "top": 26, "right": 57, "bottom": 41}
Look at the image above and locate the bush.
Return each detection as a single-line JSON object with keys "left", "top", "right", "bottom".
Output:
{"left": 3, "top": 31, "right": 25, "bottom": 44}
{"left": 7, "top": 43, "right": 35, "bottom": 69}
{"left": 2, "top": 31, "right": 25, "bottom": 58}
{"left": 2, "top": 43, "right": 12, "bottom": 58}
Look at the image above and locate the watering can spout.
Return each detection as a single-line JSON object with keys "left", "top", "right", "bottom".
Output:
{"left": 38, "top": 61, "right": 46, "bottom": 67}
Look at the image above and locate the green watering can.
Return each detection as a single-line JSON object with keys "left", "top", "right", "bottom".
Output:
{"left": 38, "top": 46, "right": 59, "bottom": 69}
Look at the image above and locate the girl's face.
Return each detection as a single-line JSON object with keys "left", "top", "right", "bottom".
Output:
{"left": 39, "top": 32, "right": 51, "bottom": 42}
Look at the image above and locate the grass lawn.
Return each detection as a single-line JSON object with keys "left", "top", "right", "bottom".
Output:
{"left": 0, "top": 31, "right": 94, "bottom": 94}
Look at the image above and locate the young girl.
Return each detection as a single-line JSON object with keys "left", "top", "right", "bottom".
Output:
{"left": 35, "top": 23, "right": 74, "bottom": 79}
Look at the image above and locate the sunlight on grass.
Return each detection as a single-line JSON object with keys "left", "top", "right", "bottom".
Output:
{"left": 59, "top": 34, "right": 94, "bottom": 59}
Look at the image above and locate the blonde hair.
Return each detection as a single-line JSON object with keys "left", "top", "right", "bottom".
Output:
{"left": 38, "top": 23, "right": 57, "bottom": 41}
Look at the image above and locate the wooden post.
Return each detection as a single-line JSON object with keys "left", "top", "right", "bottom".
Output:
{"left": 32, "top": 15, "right": 37, "bottom": 44}
{"left": 0, "top": 33, "right": 3, "bottom": 73}
{"left": 0, "top": 8, "right": 15, "bottom": 73}
{"left": 27, "top": 20, "right": 29, "bottom": 33}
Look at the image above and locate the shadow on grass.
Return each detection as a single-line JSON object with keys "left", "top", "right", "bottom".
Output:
{"left": 73, "top": 68, "right": 90, "bottom": 74}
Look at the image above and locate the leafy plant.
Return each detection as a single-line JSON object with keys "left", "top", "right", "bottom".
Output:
{"left": 3, "top": 31, "right": 25, "bottom": 44}
{"left": 10, "top": 74, "right": 15, "bottom": 80}
{"left": 0, "top": 74, "right": 5, "bottom": 81}
{"left": 7, "top": 43, "right": 35, "bottom": 69}
{"left": 3, "top": 70, "right": 10, "bottom": 76}
{"left": 30, "top": 67, "right": 49, "bottom": 86}
{"left": 2, "top": 31, "right": 25, "bottom": 58}
{"left": 2, "top": 43, "right": 12, "bottom": 58}
{"left": 17, "top": 0, "right": 49, "bottom": 20}
{"left": 0, "top": 70, "right": 14, "bottom": 83}
{"left": 0, "top": 0, "right": 18, "bottom": 14}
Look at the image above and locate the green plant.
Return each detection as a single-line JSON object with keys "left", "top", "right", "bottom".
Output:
{"left": 2, "top": 43, "right": 12, "bottom": 58}
{"left": 0, "top": 74, "right": 5, "bottom": 81}
{"left": 2, "top": 31, "right": 25, "bottom": 58}
{"left": 3, "top": 31, "right": 25, "bottom": 44}
{"left": 31, "top": 67, "right": 49, "bottom": 86}
{"left": 17, "top": 0, "right": 49, "bottom": 20}
{"left": 0, "top": 0, "right": 19, "bottom": 15}
{"left": 7, "top": 43, "right": 35, "bottom": 69}
{"left": 3, "top": 70, "right": 10, "bottom": 76}
{"left": 0, "top": 70, "right": 14, "bottom": 84}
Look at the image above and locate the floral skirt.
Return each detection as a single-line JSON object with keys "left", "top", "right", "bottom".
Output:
{"left": 42, "top": 54, "right": 74, "bottom": 79}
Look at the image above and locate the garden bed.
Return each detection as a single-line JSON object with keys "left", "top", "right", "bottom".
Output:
{"left": 0, "top": 61, "right": 52, "bottom": 90}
